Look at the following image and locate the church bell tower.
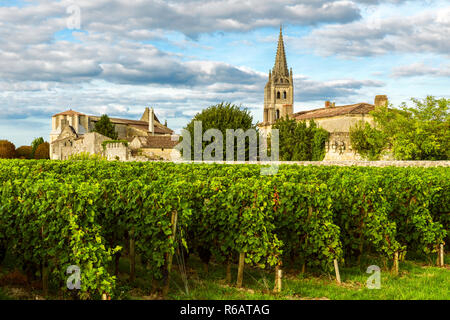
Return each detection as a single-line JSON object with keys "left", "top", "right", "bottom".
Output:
{"left": 263, "top": 26, "right": 294, "bottom": 123}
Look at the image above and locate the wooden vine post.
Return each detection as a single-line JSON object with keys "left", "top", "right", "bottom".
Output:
{"left": 226, "top": 260, "right": 232, "bottom": 283}
{"left": 129, "top": 228, "right": 136, "bottom": 282}
{"left": 333, "top": 259, "right": 341, "bottom": 284}
{"left": 236, "top": 252, "right": 245, "bottom": 288}
{"left": 163, "top": 210, "right": 178, "bottom": 297}
{"left": 273, "top": 261, "right": 282, "bottom": 293}
{"left": 41, "top": 225, "right": 49, "bottom": 297}
{"left": 42, "top": 262, "right": 49, "bottom": 297}
{"left": 393, "top": 251, "right": 399, "bottom": 275}
{"left": 438, "top": 244, "right": 444, "bottom": 267}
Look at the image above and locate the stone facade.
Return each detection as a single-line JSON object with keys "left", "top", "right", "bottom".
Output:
{"left": 258, "top": 27, "right": 389, "bottom": 161}
{"left": 50, "top": 108, "right": 179, "bottom": 161}
{"left": 179, "top": 160, "right": 450, "bottom": 167}
{"left": 51, "top": 128, "right": 110, "bottom": 160}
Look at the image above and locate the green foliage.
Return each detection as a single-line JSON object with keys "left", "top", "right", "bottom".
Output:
{"left": 311, "top": 124, "right": 330, "bottom": 161}
{"left": 15, "top": 146, "right": 32, "bottom": 159}
{"left": 349, "top": 121, "right": 386, "bottom": 160}
{"left": 94, "top": 115, "right": 118, "bottom": 140}
{"left": 350, "top": 96, "right": 449, "bottom": 160}
{"left": 273, "top": 118, "right": 329, "bottom": 161}
{"left": 31, "top": 137, "right": 44, "bottom": 158}
{"left": 101, "top": 140, "right": 128, "bottom": 151}
{"left": 69, "top": 152, "right": 107, "bottom": 161}
{"left": 34, "top": 142, "right": 50, "bottom": 159}
{"left": 0, "top": 140, "right": 16, "bottom": 159}
{"left": 0, "top": 160, "right": 448, "bottom": 298}
{"left": 184, "top": 102, "right": 256, "bottom": 160}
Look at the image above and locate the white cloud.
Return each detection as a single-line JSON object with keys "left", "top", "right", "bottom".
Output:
{"left": 302, "top": 6, "right": 450, "bottom": 57}
{"left": 392, "top": 62, "right": 450, "bottom": 78}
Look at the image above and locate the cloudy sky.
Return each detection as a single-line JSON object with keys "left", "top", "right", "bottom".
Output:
{"left": 0, "top": 0, "right": 449, "bottom": 147}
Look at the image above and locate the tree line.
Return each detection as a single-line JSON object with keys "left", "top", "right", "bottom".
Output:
{"left": 350, "top": 96, "right": 449, "bottom": 161}
{"left": 0, "top": 137, "right": 49, "bottom": 160}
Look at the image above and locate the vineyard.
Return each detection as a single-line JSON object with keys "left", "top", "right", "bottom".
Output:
{"left": 0, "top": 160, "right": 448, "bottom": 299}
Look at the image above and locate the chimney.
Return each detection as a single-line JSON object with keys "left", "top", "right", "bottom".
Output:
{"left": 325, "top": 101, "right": 331, "bottom": 108}
{"left": 149, "top": 107, "right": 154, "bottom": 135}
{"left": 374, "top": 95, "right": 388, "bottom": 109}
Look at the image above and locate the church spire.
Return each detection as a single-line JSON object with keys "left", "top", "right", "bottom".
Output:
{"left": 272, "top": 25, "right": 289, "bottom": 77}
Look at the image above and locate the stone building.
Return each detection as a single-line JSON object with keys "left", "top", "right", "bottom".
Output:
{"left": 263, "top": 26, "right": 294, "bottom": 124}
{"left": 50, "top": 108, "right": 180, "bottom": 161}
{"left": 258, "top": 27, "right": 388, "bottom": 160}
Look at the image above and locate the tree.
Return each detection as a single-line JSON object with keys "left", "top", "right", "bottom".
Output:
{"left": 272, "top": 117, "right": 329, "bottom": 161}
{"left": 34, "top": 142, "right": 50, "bottom": 159}
{"left": 0, "top": 140, "right": 16, "bottom": 159}
{"left": 350, "top": 96, "right": 449, "bottom": 160}
{"left": 349, "top": 121, "right": 386, "bottom": 160}
{"left": 31, "top": 137, "right": 44, "bottom": 158}
{"left": 93, "top": 115, "right": 118, "bottom": 140}
{"left": 16, "top": 146, "right": 32, "bottom": 159}
{"left": 184, "top": 102, "right": 256, "bottom": 160}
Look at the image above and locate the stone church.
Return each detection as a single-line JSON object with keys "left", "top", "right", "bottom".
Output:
{"left": 50, "top": 108, "right": 180, "bottom": 161}
{"left": 258, "top": 27, "right": 388, "bottom": 160}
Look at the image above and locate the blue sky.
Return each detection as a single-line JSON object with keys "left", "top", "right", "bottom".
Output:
{"left": 0, "top": 0, "right": 449, "bottom": 147}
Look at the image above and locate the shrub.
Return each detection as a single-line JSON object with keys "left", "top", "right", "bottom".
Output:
{"left": 273, "top": 118, "right": 329, "bottom": 161}
{"left": 31, "top": 137, "right": 44, "bottom": 158}
{"left": 0, "top": 140, "right": 16, "bottom": 159}
{"left": 34, "top": 142, "right": 50, "bottom": 159}
{"left": 15, "top": 146, "right": 32, "bottom": 159}
{"left": 68, "top": 152, "right": 106, "bottom": 161}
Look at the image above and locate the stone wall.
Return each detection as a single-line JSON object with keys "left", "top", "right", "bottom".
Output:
{"left": 104, "top": 142, "right": 129, "bottom": 161}
{"left": 324, "top": 132, "right": 359, "bottom": 161}
{"left": 176, "top": 160, "right": 450, "bottom": 167}
{"left": 314, "top": 114, "right": 374, "bottom": 133}
{"left": 141, "top": 147, "right": 179, "bottom": 161}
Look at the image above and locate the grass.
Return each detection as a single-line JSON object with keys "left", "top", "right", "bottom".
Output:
{"left": 0, "top": 251, "right": 448, "bottom": 300}
{"left": 118, "top": 252, "right": 450, "bottom": 300}
{"left": 0, "top": 288, "right": 12, "bottom": 300}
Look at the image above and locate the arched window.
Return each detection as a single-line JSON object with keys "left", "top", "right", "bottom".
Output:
{"left": 276, "top": 110, "right": 280, "bottom": 120}
{"left": 283, "top": 91, "right": 287, "bottom": 99}
{"left": 277, "top": 92, "right": 281, "bottom": 99}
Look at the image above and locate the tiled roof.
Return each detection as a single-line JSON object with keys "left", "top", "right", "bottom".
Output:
{"left": 143, "top": 135, "right": 179, "bottom": 149}
{"left": 53, "top": 110, "right": 86, "bottom": 116}
{"left": 53, "top": 109, "right": 173, "bottom": 135}
{"left": 89, "top": 116, "right": 174, "bottom": 135}
{"left": 89, "top": 116, "right": 147, "bottom": 126}
{"left": 129, "top": 123, "right": 173, "bottom": 135}
{"left": 292, "top": 103, "right": 375, "bottom": 121}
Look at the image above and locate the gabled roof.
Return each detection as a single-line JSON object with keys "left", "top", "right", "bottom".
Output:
{"left": 53, "top": 110, "right": 86, "bottom": 117}
{"left": 142, "top": 135, "right": 179, "bottom": 149}
{"left": 292, "top": 103, "right": 375, "bottom": 121}
{"left": 89, "top": 116, "right": 148, "bottom": 126}
{"left": 53, "top": 109, "right": 174, "bottom": 135}
{"left": 128, "top": 123, "right": 174, "bottom": 135}
{"left": 89, "top": 116, "right": 174, "bottom": 135}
